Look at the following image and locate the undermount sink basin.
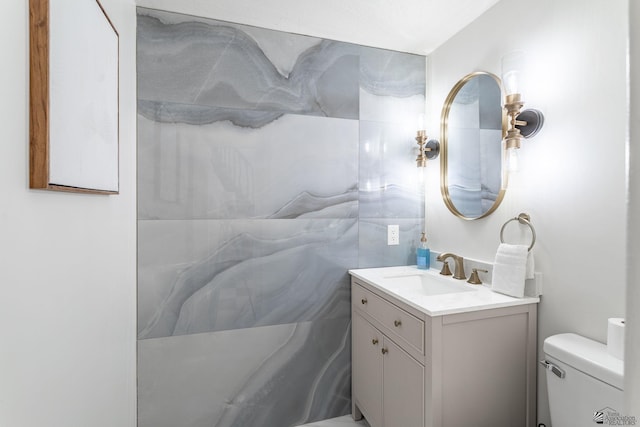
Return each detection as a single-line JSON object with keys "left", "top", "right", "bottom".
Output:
{"left": 382, "top": 272, "right": 475, "bottom": 296}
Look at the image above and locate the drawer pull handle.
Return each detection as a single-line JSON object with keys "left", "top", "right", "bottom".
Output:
{"left": 381, "top": 348, "right": 388, "bottom": 355}
{"left": 372, "top": 338, "right": 379, "bottom": 345}
{"left": 394, "top": 320, "right": 402, "bottom": 327}
{"left": 361, "top": 298, "right": 368, "bottom": 305}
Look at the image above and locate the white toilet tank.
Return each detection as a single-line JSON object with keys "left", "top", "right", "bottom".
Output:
{"left": 543, "top": 333, "right": 624, "bottom": 426}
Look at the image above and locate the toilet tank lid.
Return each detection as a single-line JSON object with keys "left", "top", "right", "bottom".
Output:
{"left": 543, "top": 333, "right": 624, "bottom": 390}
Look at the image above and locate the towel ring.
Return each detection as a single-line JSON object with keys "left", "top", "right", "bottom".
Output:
{"left": 500, "top": 213, "right": 536, "bottom": 252}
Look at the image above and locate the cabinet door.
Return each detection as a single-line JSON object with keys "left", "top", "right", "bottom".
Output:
{"left": 353, "top": 312, "right": 383, "bottom": 427}
{"left": 382, "top": 337, "right": 425, "bottom": 427}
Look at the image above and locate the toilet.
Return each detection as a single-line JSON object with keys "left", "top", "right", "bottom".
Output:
{"left": 542, "top": 333, "right": 624, "bottom": 426}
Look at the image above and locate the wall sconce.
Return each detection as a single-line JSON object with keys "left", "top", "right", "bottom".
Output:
{"left": 415, "top": 122, "right": 440, "bottom": 168}
{"left": 502, "top": 51, "right": 544, "bottom": 171}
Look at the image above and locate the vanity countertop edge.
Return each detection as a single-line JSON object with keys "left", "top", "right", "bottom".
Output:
{"left": 349, "top": 265, "right": 540, "bottom": 317}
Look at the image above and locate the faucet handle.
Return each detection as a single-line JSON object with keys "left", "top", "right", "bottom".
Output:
{"left": 467, "top": 268, "right": 488, "bottom": 285}
{"left": 440, "top": 261, "right": 452, "bottom": 276}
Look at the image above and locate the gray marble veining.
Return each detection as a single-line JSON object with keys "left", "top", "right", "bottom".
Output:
{"left": 359, "top": 46, "right": 426, "bottom": 98}
{"left": 138, "top": 10, "right": 359, "bottom": 121}
{"left": 138, "top": 219, "right": 357, "bottom": 339}
{"left": 138, "top": 318, "right": 352, "bottom": 427}
{"left": 137, "top": 113, "right": 359, "bottom": 220}
{"left": 137, "top": 6, "right": 426, "bottom": 427}
{"left": 138, "top": 9, "right": 425, "bottom": 127}
{"left": 359, "top": 120, "right": 425, "bottom": 219}
{"left": 298, "top": 415, "right": 370, "bottom": 427}
{"left": 358, "top": 219, "right": 423, "bottom": 268}
{"left": 137, "top": 100, "right": 286, "bottom": 129}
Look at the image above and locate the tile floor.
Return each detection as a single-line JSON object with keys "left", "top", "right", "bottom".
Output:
{"left": 298, "top": 415, "right": 370, "bottom": 427}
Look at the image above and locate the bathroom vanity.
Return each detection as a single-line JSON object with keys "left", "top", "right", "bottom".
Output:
{"left": 350, "top": 266, "right": 539, "bottom": 427}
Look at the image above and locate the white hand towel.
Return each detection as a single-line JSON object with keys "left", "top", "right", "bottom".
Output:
{"left": 526, "top": 249, "right": 535, "bottom": 280}
{"left": 492, "top": 243, "right": 528, "bottom": 298}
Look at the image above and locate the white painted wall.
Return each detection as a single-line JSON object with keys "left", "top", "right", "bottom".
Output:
{"left": 426, "top": 0, "right": 628, "bottom": 424}
{"left": 0, "top": 1, "right": 137, "bottom": 426}
{"left": 627, "top": 0, "right": 640, "bottom": 417}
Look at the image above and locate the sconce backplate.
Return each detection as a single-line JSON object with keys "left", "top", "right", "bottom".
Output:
{"left": 425, "top": 139, "right": 440, "bottom": 159}
{"left": 515, "top": 109, "right": 544, "bottom": 138}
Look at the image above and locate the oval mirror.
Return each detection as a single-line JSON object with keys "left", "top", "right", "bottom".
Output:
{"left": 440, "top": 72, "right": 506, "bottom": 220}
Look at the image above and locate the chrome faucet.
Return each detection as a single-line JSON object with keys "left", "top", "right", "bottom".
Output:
{"left": 436, "top": 253, "right": 466, "bottom": 280}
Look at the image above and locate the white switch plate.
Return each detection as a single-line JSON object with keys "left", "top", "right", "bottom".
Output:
{"left": 387, "top": 225, "right": 400, "bottom": 245}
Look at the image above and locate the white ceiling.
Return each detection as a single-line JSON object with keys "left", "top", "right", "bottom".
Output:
{"left": 136, "top": 0, "right": 501, "bottom": 55}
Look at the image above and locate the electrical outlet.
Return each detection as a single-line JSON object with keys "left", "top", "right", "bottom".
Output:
{"left": 387, "top": 225, "right": 400, "bottom": 245}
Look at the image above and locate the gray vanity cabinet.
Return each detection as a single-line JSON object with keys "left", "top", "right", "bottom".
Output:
{"left": 352, "top": 312, "right": 383, "bottom": 427}
{"left": 351, "top": 278, "right": 538, "bottom": 427}
{"left": 381, "top": 334, "right": 424, "bottom": 427}
{"left": 353, "top": 311, "right": 424, "bottom": 427}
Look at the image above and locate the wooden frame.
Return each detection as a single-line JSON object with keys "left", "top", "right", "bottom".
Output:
{"left": 29, "top": 0, "right": 119, "bottom": 194}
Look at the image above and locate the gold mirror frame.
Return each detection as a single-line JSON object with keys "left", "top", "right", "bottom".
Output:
{"left": 440, "top": 71, "right": 507, "bottom": 220}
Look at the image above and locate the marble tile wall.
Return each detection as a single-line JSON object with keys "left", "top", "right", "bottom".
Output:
{"left": 137, "top": 8, "right": 425, "bottom": 427}
{"left": 298, "top": 415, "right": 370, "bottom": 427}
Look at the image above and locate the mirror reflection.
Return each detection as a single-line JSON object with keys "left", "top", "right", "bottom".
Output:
{"left": 441, "top": 72, "right": 505, "bottom": 220}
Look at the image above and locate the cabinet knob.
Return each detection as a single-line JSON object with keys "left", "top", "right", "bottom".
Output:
{"left": 394, "top": 320, "right": 402, "bottom": 327}
{"left": 361, "top": 298, "right": 368, "bottom": 305}
{"left": 372, "top": 338, "right": 379, "bottom": 345}
{"left": 381, "top": 348, "right": 388, "bottom": 355}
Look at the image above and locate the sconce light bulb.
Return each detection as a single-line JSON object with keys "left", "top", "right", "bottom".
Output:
{"left": 417, "top": 113, "right": 425, "bottom": 131}
{"left": 506, "top": 146, "right": 519, "bottom": 172}
{"left": 417, "top": 165, "right": 426, "bottom": 185}
{"left": 501, "top": 51, "right": 524, "bottom": 96}
{"left": 502, "top": 71, "right": 520, "bottom": 96}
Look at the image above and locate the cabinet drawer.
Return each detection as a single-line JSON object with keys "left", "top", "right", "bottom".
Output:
{"left": 353, "top": 283, "right": 424, "bottom": 354}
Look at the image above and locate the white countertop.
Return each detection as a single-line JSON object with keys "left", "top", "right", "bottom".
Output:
{"left": 349, "top": 265, "right": 539, "bottom": 317}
